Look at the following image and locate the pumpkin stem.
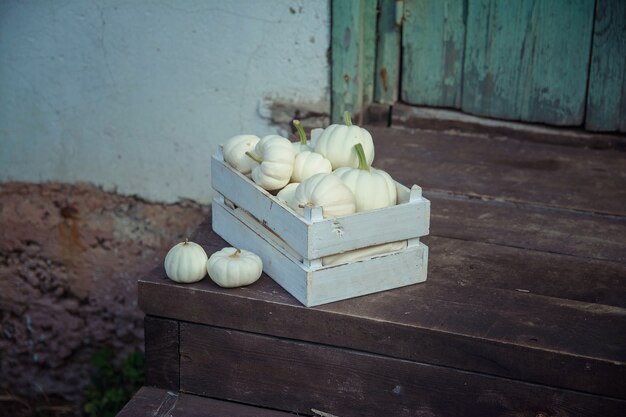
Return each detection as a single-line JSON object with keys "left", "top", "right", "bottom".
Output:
{"left": 293, "top": 120, "right": 308, "bottom": 145}
{"left": 183, "top": 238, "right": 189, "bottom": 245}
{"left": 245, "top": 151, "right": 263, "bottom": 164}
{"left": 354, "top": 143, "right": 369, "bottom": 171}
{"left": 344, "top": 111, "right": 352, "bottom": 126}
{"left": 229, "top": 249, "right": 241, "bottom": 258}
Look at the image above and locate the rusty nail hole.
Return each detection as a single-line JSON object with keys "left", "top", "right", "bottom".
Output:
{"left": 343, "top": 74, "right": 350, "bottom": 82}
{"left": 380, "top": 68, "right": 388, "bottom": 91}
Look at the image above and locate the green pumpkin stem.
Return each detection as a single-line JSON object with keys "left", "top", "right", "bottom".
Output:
{"left": 354, "top": 143, "right": 369, "bottom": 171}
{"left": 293, "top": 120, "right": 308, "bottom": 145}
{"left": 344, "top": 111, "right": 353, "bottom": 126}
{"left": 229, "top": 249, "right": 241, "bottom": 258}
{"left": 245, "top": 151, "right": 263, "bottom": 164}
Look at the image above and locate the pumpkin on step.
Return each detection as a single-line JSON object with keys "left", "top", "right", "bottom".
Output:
{"left": 207, "top": 247, "right": 263, "bottom": 288}
{"left": 164, "top": 239, "right": 208, "bottom": 283}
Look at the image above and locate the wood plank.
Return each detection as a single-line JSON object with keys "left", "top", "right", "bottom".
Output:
{"left": 117, "top": 386, "right": 294, "bottom": 417}
{"left": 586, "top": 0, "right": 626, "bottom": 132}
{"left": 389, "top": 102, "right": 626, "bottom": 150}
{"left": 331, "top": 0, "right": 377, "bottom": 123}
{"left": 426, "top": 235, "right": 626, "bottom": 308}
{"left": 180, "top": 324, "right": 625, "bottom": 417}
{"left": 144, "top": 316, "right": 179, "bottom": 390}
{"left": 139, "top": 222, "right": 626, "bottom": 398}
{"left": 401, "top": 0, "right": 466, "bottom": 108}
{"left": 462, "top": 0, "right": 595, "bottom": 125}
{"left": 427, "top": 194, "right": 626, "bottom": 263}
{"left": 374, "top": 0, "right": 402, "bottom": 105}
{"left": 367, "top": 125, "right": 626, "bottom": 217}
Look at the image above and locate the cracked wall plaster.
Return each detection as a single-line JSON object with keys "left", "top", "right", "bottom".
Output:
{"left": 0, "top": 0, "right": 330, "bottom": 204}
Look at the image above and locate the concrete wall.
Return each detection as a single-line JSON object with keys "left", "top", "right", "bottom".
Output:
{"left": 0, "top": 0, "right": 330, "bottom": 204}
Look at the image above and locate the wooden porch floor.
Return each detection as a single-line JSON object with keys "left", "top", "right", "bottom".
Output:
{"left": 128, "top": 124, "right": 626, "bottom": 416}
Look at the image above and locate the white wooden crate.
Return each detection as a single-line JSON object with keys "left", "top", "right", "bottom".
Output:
{"left": 210, "top": 150, "right": 431, "bottom": 307}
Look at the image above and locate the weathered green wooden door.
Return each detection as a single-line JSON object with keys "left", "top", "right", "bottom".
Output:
{"left": 398, "top": 0, "right": 626, "bottom": 131}
{"left": 332, "top": 0, "right": 626, "bottom": 132}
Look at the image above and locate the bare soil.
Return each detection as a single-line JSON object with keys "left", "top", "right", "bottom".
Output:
{"left": 0, "top": 182, "right": 209, "bottom": 413}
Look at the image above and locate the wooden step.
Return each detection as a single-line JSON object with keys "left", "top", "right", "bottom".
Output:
{"left": 135, "top": 125, "right": 625, "bottom": 416}
{"left": 117, "top": 386, "right": 295, "bottom": 417}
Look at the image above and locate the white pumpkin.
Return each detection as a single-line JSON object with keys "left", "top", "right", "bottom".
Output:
{"left": 332, "top": 143, "right": 397, "bottom": 212}
{"left": 164, "top": 239, "right": 208, "bottom": 283}
{"left": 222, "top": 134, "right": 260, "bottom": 175}
{"left": 276, "top": 182, "right": 300, "bottom": 211}
{"left": 291, "top": 150, "right": 332, "bottom": 183}
{"left": 207, "top": 247, "right": 263, "bottom": 288}
{"left": 246, "top": 135, "right": 296, "bottom": 190}
{"left": 314, "top": 111, "right": 375, "bottom": 169}
{"left": 310, "top": 127, "right": 324, "bottom": 148}
{"left": 293, "top": 173, "right": 356, "bottom": 218}
{"left": 291, "top": 119, "right": 314, "bottom": 153}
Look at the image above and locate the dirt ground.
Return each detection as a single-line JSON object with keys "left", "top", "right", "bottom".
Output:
{"left": 0, "top": 182, "right": 210, "bottom": 414}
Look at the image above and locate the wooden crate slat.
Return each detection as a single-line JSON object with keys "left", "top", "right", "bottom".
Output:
{"left": 179, "top": 323, "right": 625, "bottom": 417}
{"left": 211, "top": 153, "right": 309, "bottom": 256}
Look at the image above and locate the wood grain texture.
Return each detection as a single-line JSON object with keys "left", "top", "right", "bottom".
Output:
{"left": 426, "top": 194, "right": 626, "bottom": 263}
{"left": 374, "top": 0, "right": 402, "bottom": 105}
{"left": 116, "top": 386, "right": 294, "bottom": 417}
{"left": 180, "top": 324, "right": 625, "bottom": 417}
{"left": 401, "top": 0, "right": 466, "bottom": 108}
{"left": 139, "top": 220, "right": 626, "bottom": 399}
{"left": 331, "top": 0, "right": 378, "bottom": 123}
{"left": 586, "top": 0, "right": 626, "bottom": 132}
{"left": 144, "top": 316, "right": 179, "bottom": 390}
{"left": 426, "top": 235, "right": 626, "bottom": 308}
{"left": 367, "top": 126, "right": 626, "bottom": 217}
{"left": 462, "top": 0, "right": 595, "bottom": 125}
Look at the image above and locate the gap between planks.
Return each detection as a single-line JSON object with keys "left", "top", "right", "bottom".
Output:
{"left": 427, "top": 232, "right": 624, "bottom": 265}
{"left": 425, "top": 189, "right": 626, "bottom": 219}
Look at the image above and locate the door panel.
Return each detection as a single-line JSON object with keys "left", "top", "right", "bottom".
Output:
{"left": 401, "top": 0, "right": 467, "bottom": 108}
{"left": 462, "top": 0, "right": 595, "bottom": 125}
{"left": 585, "top": 0, "right": 626, "bottom": 132}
